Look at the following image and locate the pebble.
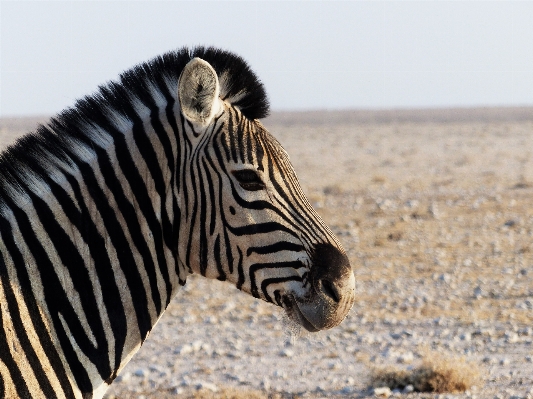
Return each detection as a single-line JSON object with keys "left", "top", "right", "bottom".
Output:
{"left": 461, "top": 332, "right": 472, "bottom": 341}
{"left": 373, "top": 386, "right": 392, "bottom": 397}
{"left": 397, "top": 351, "right": 414, "bottom": 364}
{"left": 274, "top": 370, "right": 287, "bottom": 379}
{"left": 114, "top": 372, "right": 131, "bottom": 383}
{"left": 403, "top": 384, "right": 414, "bottom": 393}
{"left": 196, "top": 381, "right": 218, "bottom": 392}
{"left": 505, "top": 332, "right": 520, "bottom": 343}
{"left": 192, "top": 340, "right": 203, "bottom": 352}
{"left": 133, "top": 368, "right": 147, "bottom": 378}
{"left": 279, "top": 348, "right": 294, "bottom": 357}
{"left": 261, "top": 377, "right": 271, "bottom": 391}
{"left": 482, "top": 356, "right": 496, "bottom": 364}
{"left": 175, "top": 344, "right": 193, "bottom": 355}
{"left": 340, "top": 386, "right": 356, "bottom": 394}
{"left": 328, "top": 361, "right": 341, "bottom": 370}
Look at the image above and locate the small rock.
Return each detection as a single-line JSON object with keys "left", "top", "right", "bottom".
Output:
{"left": 114, "top": 372, "right": 131, "bottom": 383}
{"left": 280, "top": 349, "right": 294, "bottom": 357}
{"left": 196, "top": 381, "right": 218, "bottom": 392}
{"left": 192, "top": 340, "right": 203, "bottom": 352}
{"left": 403, "top": 384, "right": 414, "bottom": 393}
{"left": 133, "top": 368, "right": 147, "bottom": 378}
{"left": 406, "top": 199, "right": 419, "bottom": 209}
{"left": 390, "top": 332, "right": 402, "bottom": 340}
{"left": 398, "top": 352, "right": 414, "bottom": 364}
{"left": 261, "top": 377, "right": 270, "bottom": 391}
{"left": 461, "top": 332, "right": 472, "bottom": 341}
{"left": 201, "top": 343, "right": 212, "bottom": 354}
{"left": 274, "top": 370, "right": 287, "bottom": 379}
{"left": 373, "top": 386, "right": 392, "bottom": 397}
{"left": 148, "top": 364, "right": 163, "bottom": 373}
{"left": 519, "top": 327, "right": 533, "bottom": 336}
{"left": 175, "top": 344, "right": 193, "bottom": 355}
{"left": 203, "top": 315, "right": 218, "bottom": 324}
{"left": 500, "top": 358, "right": 510, "bottom": 366}
{"left": 505, "top": 332, "right": 519, "bottom": 343}
{"left": 341, "top": 386, "right": 356, "bottom": 394}
{"left": 328, "top": 361, "right": 341, "bottom": 370}
{"left": 221, "top": 302, "right": 236, "bottom": 313}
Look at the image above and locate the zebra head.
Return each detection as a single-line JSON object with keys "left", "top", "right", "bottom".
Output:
{"left": 176, "top": 55, "right": 355, "bottom": 332}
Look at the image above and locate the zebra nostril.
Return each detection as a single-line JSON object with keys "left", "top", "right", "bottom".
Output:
{"left": 319, "top": 279, "right": 341, "bottom": 303}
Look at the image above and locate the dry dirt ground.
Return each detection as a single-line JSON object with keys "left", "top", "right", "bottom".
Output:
{"left": 1, "top": 108, "right": 532, "bottom": 399}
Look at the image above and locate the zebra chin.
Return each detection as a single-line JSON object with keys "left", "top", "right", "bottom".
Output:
{"left": 282, "top": 243, "right": 356, "bottom": 332}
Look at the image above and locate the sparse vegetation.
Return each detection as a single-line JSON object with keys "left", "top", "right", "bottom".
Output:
{"left": 370, "top": 352, "right": 483, "bottom": 393}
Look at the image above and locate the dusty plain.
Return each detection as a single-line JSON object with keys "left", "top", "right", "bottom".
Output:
{"left": 1, "top": 108, "right": 532, "bottom": 398}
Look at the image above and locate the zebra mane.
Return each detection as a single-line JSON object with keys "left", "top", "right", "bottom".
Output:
{"left": 95, "top": 46, "right": 271, "bottom": 121}
{"left": 0, "top": 47, "right": 269, "bottom": 206}
{"left": 124, "top": 46, "right": 270, "bottom": 120}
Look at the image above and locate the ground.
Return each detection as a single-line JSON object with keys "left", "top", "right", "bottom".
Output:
{"left": 1, "top": 108, "right": 532, "bottom": 398}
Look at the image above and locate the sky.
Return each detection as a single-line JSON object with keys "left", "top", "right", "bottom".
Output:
{"left": 1, "top": 1, "right": 533, "bottom": 117}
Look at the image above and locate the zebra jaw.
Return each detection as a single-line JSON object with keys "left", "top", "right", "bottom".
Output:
{"left": 282, "top": 295, "right": 320, "bottom": 332}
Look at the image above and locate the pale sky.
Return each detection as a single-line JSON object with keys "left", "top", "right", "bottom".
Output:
{"left": 1, "top": 1, "right": 533, "bottom": 117}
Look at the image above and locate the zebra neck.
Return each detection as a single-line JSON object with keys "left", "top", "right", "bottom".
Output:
{"left": 0, "top": 104, "right": 190, "bottom": 395}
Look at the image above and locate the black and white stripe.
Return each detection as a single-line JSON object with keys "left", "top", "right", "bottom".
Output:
{"left": 0, "top": 47, "right": 355, "bottom": 398}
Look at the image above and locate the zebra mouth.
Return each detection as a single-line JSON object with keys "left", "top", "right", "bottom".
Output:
{"left": 281, "top": 295, "right": 319, "bottom": 332}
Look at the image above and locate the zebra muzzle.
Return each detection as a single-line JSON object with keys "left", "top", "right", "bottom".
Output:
{"left": 285, "top": 243, "right": 356, "bottom": 332}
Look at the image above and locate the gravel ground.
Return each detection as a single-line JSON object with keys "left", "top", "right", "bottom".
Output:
{"left": 1, "top": 108, "right": 533, "bottom": 399}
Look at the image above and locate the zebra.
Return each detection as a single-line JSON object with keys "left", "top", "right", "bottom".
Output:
{"left": 0, "top": 47, "right": 356, "bottom": 398}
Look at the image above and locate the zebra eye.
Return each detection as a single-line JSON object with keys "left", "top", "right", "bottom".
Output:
{"left": 232, "top": 169, "right": 265, "bottom": 191}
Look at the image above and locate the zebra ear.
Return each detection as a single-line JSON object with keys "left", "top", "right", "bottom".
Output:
{"left": 178, "top": 57, "right": 222, "bottom": 126}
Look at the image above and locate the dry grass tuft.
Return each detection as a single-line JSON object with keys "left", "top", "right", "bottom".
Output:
{"left": 370, "top": 352, "right": 483, "bottom": 393}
